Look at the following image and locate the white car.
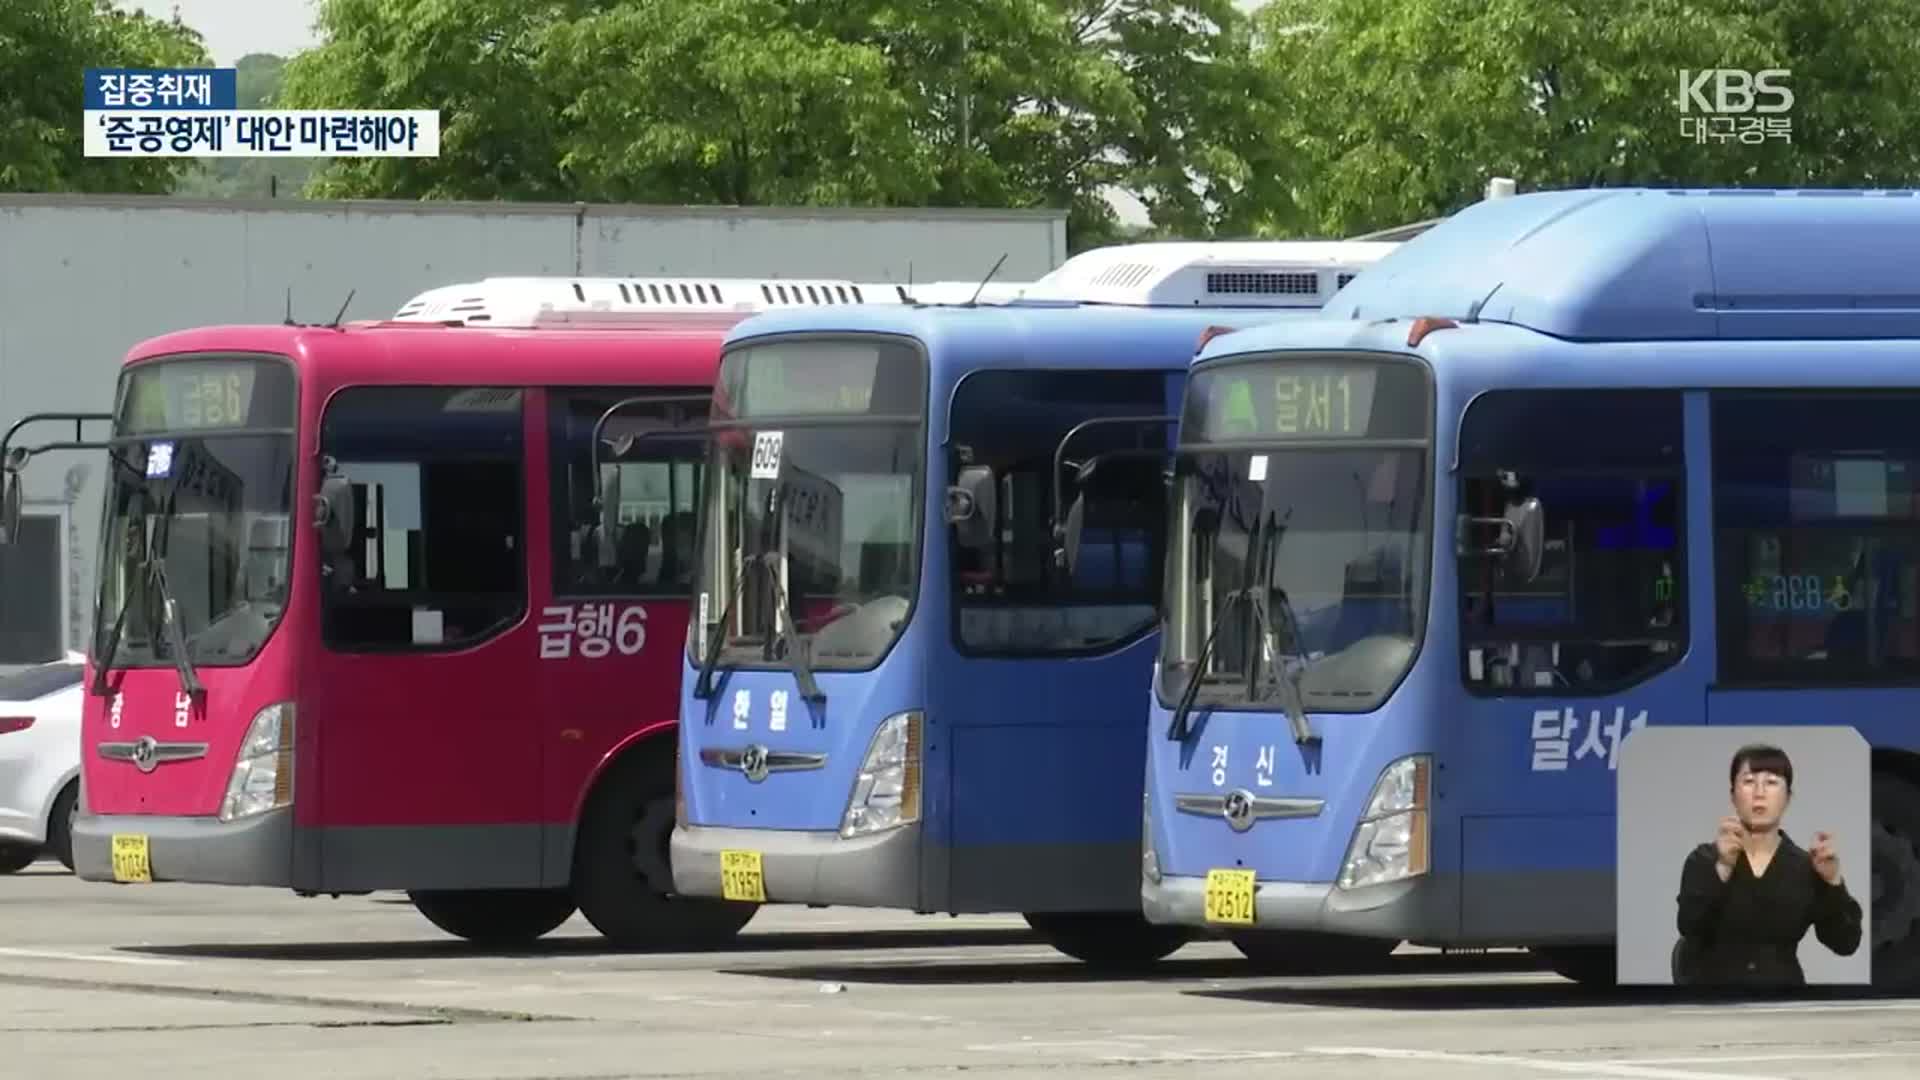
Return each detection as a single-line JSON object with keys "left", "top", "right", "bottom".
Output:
{"left": 0, "top": 654, "right": 84, "bottom": 873}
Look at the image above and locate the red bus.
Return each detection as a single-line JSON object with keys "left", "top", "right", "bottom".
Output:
{"left": 0, "top": 275, "right": 912, "bottom": 946}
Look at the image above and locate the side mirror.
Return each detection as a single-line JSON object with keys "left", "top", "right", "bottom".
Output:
{"left": 313, "top": 466, "right": 356, "bottom": 560}
{"left": 944, "top": 465, "right": 997, "bottom": 551}
{"left": 1456, "top": 495, "right": 1546, "bottom": 585}
{"left": 1502, "top": 496, "right": 1546, "bottom": 584}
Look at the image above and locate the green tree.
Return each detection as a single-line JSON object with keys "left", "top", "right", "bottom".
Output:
{"left": 1244, "top": 0, "right": 1920, "bottom": 238}
{"left": 0, "top": 0, "right": 212, "bottom": 193}
{"left": 276, "top": 0, "right": 1266, "bottom": 247}
{"left": 175, "top": 53, "right": 325, "bottom": 199}
{"left": 1090, "top": 0, "right": 1271, "bottom": 239}
{"left": 835, "top": 1, "right": 1261, "bottom": 246}
{"left": 278, "top": 0, "right": 581, "bottom": 199}
{"left": 541, "top": 0, "right": 933, "bottom": 206}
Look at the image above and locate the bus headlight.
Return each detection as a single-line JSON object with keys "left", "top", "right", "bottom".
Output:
{"left": 840, "top": 711, "right": 922, "bottom": 838}
{"left": 1337, "top": 755, "right": 1430, "bottom": 890}
{"left": 219, "top": 703, "right": 295, "bottom": 823}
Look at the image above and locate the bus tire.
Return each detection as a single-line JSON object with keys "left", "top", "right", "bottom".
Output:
{"left": 1022, "top": 911, "right": 1188, "bottom": 969}
{"left": 1870, "top": 770, "right": 1920, "bottom": 988}
{"left": 1230, "top": 930, "right": 1399, "bottom": 974}
{"left": 0, "top": 845, "right": 36, "bottom": 874}
{"left": 46, "top": 782, "right": 78, "bottom": 873}
{"left": 406, "top": 888, "right": 577, "bottom": 946}
{"left": 1530, "top": 944, "right": 1617, "bottom": 988}
{"left": 571, "top": 748, "right": 757, "bottom": 949}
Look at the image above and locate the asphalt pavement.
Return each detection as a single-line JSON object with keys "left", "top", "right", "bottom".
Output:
{"left": 4, "top": 857, "right": 1918, "bottom": 1079}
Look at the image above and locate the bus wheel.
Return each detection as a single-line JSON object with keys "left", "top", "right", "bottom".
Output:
{"left": 571, "top": 751, "right": 757, "bottom": 949}
{"left": 1230, "top": 930, "right": 1399, "bottom": 974}
{"left": 1022, "top": 912, "right": 1188, "bottom": 969}
{"left": 406, "top": 888, "right": 576, "bottom": 947}
{"left": 0, "top": 845, "right": 36, "bottom": 874}
{"left": 1870, "top": 771, "right": 1920, "bottom": 988}
{"left": 1530, "top": 945, "right": 1617, "bottom": 988}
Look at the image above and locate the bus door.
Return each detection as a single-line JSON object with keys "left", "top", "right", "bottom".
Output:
{"left": 304, "top": 385, "right": 542, "bottom": 890}
{"left": 931, "top": 367, "right": 1179, "bottom": 912}
{"left": 537, "top": 389, "right": 706, "bottom": 882}
{"left": 1453, "top": 388, "right": 1702, "bottom": 940}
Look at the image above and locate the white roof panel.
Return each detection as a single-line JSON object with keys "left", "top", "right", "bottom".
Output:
{"left": 1022, "top": 240, "right": 1399, "bottom": 308}
{"left": 390, "top": 276, "right": 905, "bottom": 328}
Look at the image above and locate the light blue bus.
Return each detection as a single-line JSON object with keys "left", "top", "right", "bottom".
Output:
{"left": 667, "top": 242, "right": 1394, "bottom": 966}
{"left": 1137, "top": 187, "right": 1920, "bottom": 986}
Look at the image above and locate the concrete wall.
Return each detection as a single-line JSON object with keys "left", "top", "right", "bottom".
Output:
{"left": 0, "top": 194, "right": 1068, "bottom": 666}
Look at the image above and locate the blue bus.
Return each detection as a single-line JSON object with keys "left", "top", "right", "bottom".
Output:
{"left": 1138, "top": 187, "right": 1920, "bottom": 987}
{"left": 667, "top": 242, "right": 1394, "bottom": 966}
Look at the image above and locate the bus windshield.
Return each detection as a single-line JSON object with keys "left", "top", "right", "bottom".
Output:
{"left": 1160, "top": 355, "right": 1431, "bottom": 714}
{"left": 691, "top": 337, "right": 926, "bottom": 673}
{"left": 94, "top": 356, "right": 297, "bottom": 671}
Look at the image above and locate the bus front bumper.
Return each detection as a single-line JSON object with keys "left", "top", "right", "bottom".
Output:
{"left": 1141, "top": 871, "right": 1446, "bottom": 940}
{"left": 72, "top": 808, "right": 292, "bottom": 888}
{"left": 671, "top": 822, "right": 921, "bottom": 909}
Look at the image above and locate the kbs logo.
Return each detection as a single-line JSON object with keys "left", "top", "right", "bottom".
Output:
{"left": 1677, "top": 69, "right": 1793, "bottom": 147}
{"left": 1677, "top": 69, "right": 1793, "bottom": 114}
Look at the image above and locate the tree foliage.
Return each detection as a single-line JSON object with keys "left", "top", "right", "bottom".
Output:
{"left": 1246, "top": 0, "right": 1920, "bottom": 237}
{"left": 21, "top": 0, "right": 1920, "bottom": 246}
{"left": 276, "top": 0, "right": 1260, "bottom": 247}
{"left": 278, "top": 0, "right": 581, "bottom": 200}
{"left": 0, "top": 0, "right": 212, "bottom": 193}
{"left": 540, "top": 0, "right": 931, "bottom": 207}
{"left": 175, "top": 53, "right": 324, "bottom": 199}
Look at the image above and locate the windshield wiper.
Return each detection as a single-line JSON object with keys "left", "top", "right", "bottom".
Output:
{"left": 91, "top": 451, "right": 150, "bottom": 696}
{"left": 756, "top": 481, "right": 824, "bottom": 705}
{"left": 147, "top": 558, "right": 203, "bottom": 696}
{"left": 1248, "top": 508, "right": 1317, "bottom": 746}
{"left": 1166, "top": 505, "right": 1318, "bottom": 745}
{"left": 692, "top": 489, "right": 826, "bottom": 707}
{"left": 692, "top": 557, "right": 750, "bottom": 701}
{"left": 91, "top": 589, "right": 133, "bottom": 698}
{"left": 1167, "top": 584, "right": 1251, "bottom": 742}
{"left": 1168, "top": 501, "right": 1255, "bottom": 742}
{"left": 146, "top": 486, "right": 203, "bottom": 697}
{"left": 758, "top": 552, "right": 825, "bottom": 706}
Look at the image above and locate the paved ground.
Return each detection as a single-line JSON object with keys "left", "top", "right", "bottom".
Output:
{"left": 4, "top": 857, "right": 1919, "bottom": 1079}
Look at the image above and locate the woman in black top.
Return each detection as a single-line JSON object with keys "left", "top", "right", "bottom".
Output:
{"left": 1673, "top": 743, "right": 1864, "bottom": 987}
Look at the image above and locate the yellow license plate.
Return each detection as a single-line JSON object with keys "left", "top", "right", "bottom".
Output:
{"left": 719, "top": 848, "right": 765, "bottom": 902}
{"left": 110, "top": 834, "right": 152, "bottom": 884}
{"left": 1203, "top": 868, "right": 1255, "bottom": 926}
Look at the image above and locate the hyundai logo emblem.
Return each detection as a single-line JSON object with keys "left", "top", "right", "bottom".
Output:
{"left": 740, "top": 744, "right": 770, "bottom": 783}
{"left": 1222, "top": 789, "right": 1257, "bottom": 832}
{"left": 130, "top": 736, "right": 160, "bottom": 774}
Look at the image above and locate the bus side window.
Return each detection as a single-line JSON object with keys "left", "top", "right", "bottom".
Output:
{"left": 1457, "top": 390, "right": 1686, "bottom": 695}
{"left": 546, "top": 390, "right": 705, "bottom": 599}
{"left": 1712, "top": 390, "right": 1920, "bottom": 685}
{"left": 947, "top": 368, "right": 1169, "bottom": 656}
{"left": 319, "top": 386, "right": 526, "bottom": 652}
